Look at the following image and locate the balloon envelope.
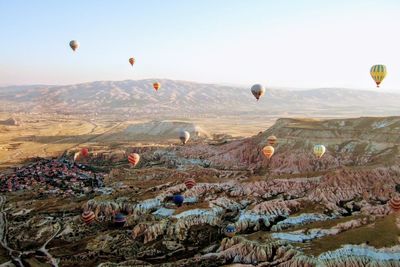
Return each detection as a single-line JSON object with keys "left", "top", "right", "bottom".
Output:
{"left": 129, "top": 57, "right": 135, "bottom": 66}
{"left": 81, "top": 148, "right": 89, "bottom": 157}
{"left": 81, "top": 210, "right": 95, "bottom": 224}
{"left": 184, "top": 178, "right": 196, "bottom": 189}
{"left": 251, "top": 84, "right": 265, "bottom": 100}
{"left": 179, "top": 130, "right": 190, "bottom": 144}
{"left": 153, "top": 82, "right": 161, "bottom": 91}
{"left": 313, "top": 144, "right": 326, "bottom": 159}
{"left": 128, "top": 153, "right": 140, "bottom": 167}
{"left": 69, "top": 40, "right": 79, "bottom": 51}
{"left": 267, "top": 135, "right": 277, "bottom": 146}
{"left": 370, "top": 65, "right": 387, "bottom": 88}
{"left": 389, "top": 196, "right": 400, "bottom": 212}
{"left": 113, "top": 213, "right": 127, "bottom": 227}
{"left": 224, "top": 224, "right": 236, "bottom": 237}
{"left": 262, "top": 145, "right": 274, "bottom": 159}
{"left": 172, "top": 194, "right": 184, "bottom": 206}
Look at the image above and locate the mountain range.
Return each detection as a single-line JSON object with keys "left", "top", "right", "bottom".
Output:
{"left": 1, "top": 79, "right": 399, "bottom": 118}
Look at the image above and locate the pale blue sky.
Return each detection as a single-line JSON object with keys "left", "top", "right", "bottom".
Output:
{"left": 0, "top": 0, "right": 399, "bottom": 89}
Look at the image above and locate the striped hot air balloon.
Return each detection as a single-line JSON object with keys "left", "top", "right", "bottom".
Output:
{"left": 389, "top": 196, "right": 400, "bottom": 212}
{"left": 81, "top": 210, "right": 96, "bottom": 225}
{"left": 224, "top": 224, "right": 236, "bottom": 238}
{"left": 184, "top": 178, "right": 196, "bottom": 189}
{"left": 370, "top": 65, "right": 387, "bottom": 88}
{"left": 128, "top": 153, "right": 140, "bottom": 167}
{"left": 153, "top": 82, "right": 161, "bottom": 91}
{"left": 129, "top": 57, "right": 135, "bottom": 66}
{"left": 113, "top": 213, "right": 127, "bottom": 227}
{"left": 267, "top": 135, "right": 277, "bottom": 146}
{"left": 313, "top": 144, "right": 326, "bottom": 159}
{"left": 262, "top": 145, "right": 274, "bottom": 159}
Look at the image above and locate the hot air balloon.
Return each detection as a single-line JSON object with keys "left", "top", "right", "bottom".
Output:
{"left": 370, "top": 65, "right": 387, "bottom": 88}
{"left": 267, "top": 135, "right": 277, "bottom": 146}
{"left": 172, "top": 194, "right": 184, "bottom": 207}
{"left": 251, "top": 84, "right": 265, "bottom": 101}
{"left": 262, "top": 145, "right": 275, "bottom": 159}
{"left": 153, "top": 82, "right": 161, "bottom": 91}
{"left": 179, "top": 130, "right": 190, "bottom": 145}
{"left": 129, "top": 57, "right": 135, "bottom": 66}
{"left": 389, "top": 196, "right": 400, "bottom": 212}
{"left": 113, "top": 213, "right": 127, "bottom": 227}
{"left": 184, "top": 178, "right": 196, "bottom": 189}
{"left": 128, "top": 153, "right": 140, "bottom": 167}
{"left": 69, "top": 40, "right": 79, "bottom": 52}
{"left": 73, "top": 151, "right": 81, "bottom": 162}
{"left": 313, "top": 144, "right": 326, "bottom": 159}
{"left": 81, "top": 148, "right": 89, "bottom": 157}
{"left": 224, "top": 224, "right": 236, "bottom": 237}
{"left": 81, "top": 210, "right": 95, "bottom": 225}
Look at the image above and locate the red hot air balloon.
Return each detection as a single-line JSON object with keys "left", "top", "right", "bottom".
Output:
{"left": 389, "top": 196, "right": 400, "bottom": 212}
{"left": 81, "top": 210, "right": 96, "bottom": 225}
{"left": 129, "top": 57, "right": 135, "bottom": 66}
{"left": 81, "top": 148, "right": 89, "bottom": 157}
{"left": 153, "top": 82, "right": 161, "bottom": 91}
{"left": 128, "top": 153, "right": 140, "bottom": 167}
{"left": 184, "top": 178, "right": 196, "bottom": 189}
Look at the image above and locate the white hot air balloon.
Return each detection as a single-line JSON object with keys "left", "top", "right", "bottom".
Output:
{"left": 251, "top": 84, "right": 265, "bottom": 101}
{"left": 69, "top": 40, "right": 79, "bottom": 51}
{"left": 179, "top": 130, "right": 190, "bottom": 145}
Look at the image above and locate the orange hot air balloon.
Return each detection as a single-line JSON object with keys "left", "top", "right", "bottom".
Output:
{"left": 184, "top": 178, "right": 196, "bottom": 189}
{"left": 129, "top": 57, "right": 135, "bottom": 66}
{"left": 81, "top": 147, "right": 89, "bottom": 157}
{"left": 128, "top": 153, "right": 140, "bottom": 167}
{"left": 262, "top": 145, "right": 274, "bottom": 159}
{"left": 389, "top": 196, "right": 400, "bottom": 212}
{"left": 267, "top": 135, "right": 277, "bottom": 146}
{"left": 153, "top": 82, "right": 161, "bottom": 91}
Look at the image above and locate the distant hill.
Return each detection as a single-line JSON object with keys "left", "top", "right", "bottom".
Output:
{"left": 0, "top": 118, "right": 18, "bottom": 126}
{"left": 1, "top": 79, "right": 399, "bottom": 117}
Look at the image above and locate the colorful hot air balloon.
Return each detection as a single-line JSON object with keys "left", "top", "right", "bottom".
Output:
{"left": 267, "top": 135, "right": 277, "bottom": 146}
{"left": 113, "top": 213, "right": 127, "bottom": 227}
{"left": 370, "top": 65, "right": 387, "bottom": 88}
{"left": 179, "top": 130, "right": 190, "bottom": 145}
{"left": 81, "top": 148, "right": 89, "bottom": 157}
{"left": 262, "top": 145, "right": 275, "bottom": 159}
{"left": 184, "top": 178, "right": 196, "bottom": 189}
{"left": 81, "top": 210, "right": 95, "bottom": 225}
{"left": 129, "top": 57, "right": 135, "bottom": 66}
{"left": 153, "top": 82, "right": 161, "bottom": 91}
{"left": 69, "top": 40, "right": 79, "bottom": 52}
{"left": 251, "top": 84, "right": 265, "bottom": 101}
{"left": 389, "top": 196, "right": 400, "bottom": 212}
{"left": 313, "top": 144, "right": 326, "bottom": 159}
{"left": 224, "top": 224, "right": 236, "bottom": 238}
{"left": 128, "top": 153, "right": 140, "bottom": 167}
{"left": 172, "top": 194, "right": 184, "bottom": 207}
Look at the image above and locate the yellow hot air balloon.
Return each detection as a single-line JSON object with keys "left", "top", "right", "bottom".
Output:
{"left": 262, "top": 145, "right": 274, "bottom": 159}
{"left": 313, "top": 144, "right": 326, "bottom": 159}
{"left": 370, "top": 65, "right": 387, "bottom": 88}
